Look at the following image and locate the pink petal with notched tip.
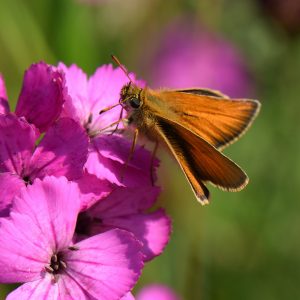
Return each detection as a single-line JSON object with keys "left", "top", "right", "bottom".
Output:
{"left": 84, "top": 146, "right": 121, "bottom": 185}
{"left": 93, "top": 134, "right": 158, "bottom": 170}
{"left": 58, "top": 63, "right": 89, "bottom": 124}
{"left": 85, "top": 150, "right": 154, "bottom": 187}
{"left": 0, "top": 74, "right": 9, "bottom": 114}
{"left": 99, "top": 209, "right": 172, "bottom": 261}
{"left": 12, "top": 176, "right": 81, "bottom": 251}
{"left": 64, "top": 229, "right": 144, "bottom": 300}
{"left": 0, "top": 114, "right": 38, "bottom": 175}
{"left": 115, "top": 163, "right": 155, "bottom": 187}
{"left": 85, "top": 135, "right": 158, "bottom": 187}
{"left": 15, "top": 62, "right": 66, "bottom": 132}
{"left": 0, "top": 173, "right": 25, "bottom": 217}
{"left": 26, "top": 118, "right": 88, "bottom": 181}
{"left": 76, "top": 171, "right": 112, "bottom": 211}
{"left": 89, "top": 186, "right": 160, "bottom": 218}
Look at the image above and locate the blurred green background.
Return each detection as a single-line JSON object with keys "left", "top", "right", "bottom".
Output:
{"left": 1, "top": 0, "right": 300, "bottom": 299}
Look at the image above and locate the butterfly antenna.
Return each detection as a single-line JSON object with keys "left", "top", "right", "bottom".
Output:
{"left": 111, "top": 55, "right": 132, "bottom": 83}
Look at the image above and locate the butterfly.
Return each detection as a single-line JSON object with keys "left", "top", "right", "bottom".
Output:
{"left": 102, "top": 56, "right": 260, "bottom": 205}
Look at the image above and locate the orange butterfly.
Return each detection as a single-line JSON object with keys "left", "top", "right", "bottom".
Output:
{"left": 103, "top": 56, "right": 260, "bottom": 205}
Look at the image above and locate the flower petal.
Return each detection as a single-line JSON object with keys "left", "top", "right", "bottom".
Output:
{"left": 0, "top": 213, "right": 51, "bottom": 283}
{"left": 87, "top": 64, "right": 131, "bottom": 133}
{"left": 58, "top": 63, "right": 89, "bottom": 125}
{"left": 76, "top": 172, "right": 112, "bottom": 211}
{"left": 84, "top": 147, "right": 122, "bottom": 185}
{"left": 6, "top": 276, "right": 59, "bottom": 300}
{"left": 0, "top": 114, "right": 38, "bottom": 175}
{"left": 90, "top": 208, "right": 171, "bottom": 261}
{"left": 121, "top": 292, "right": 135, "bottom": 300}
{"left": 86, "top": 135, "right": 159, "bottom": 187}
{"left": 57, "top": 273, "right": 92, "bottom": 299}
{"left": 93, "top": 134, "right": 158, "bottom": 169}
{"left": 89, "top": 186, "right": 160, "bottom": 218}
{"left": 90, "top": 66, "right": 145, "bottom": 131}
{"left": 0, "top": 73, "right": 10, "bottom": 114}
{"left": 0, "top": 173, "right": 24, "bottom": 217}
{"left": 15, "top": 62, "right": 66, "bottom": 132}
{"left": 27, "top": 118, "right": 88, "bottom": 181}
{"left": 59, "top": 63, "right": 145, "bottom": 136}
{"left": 12, "top": 176, "right": 81, "bottom": 251}
{"left": 65, "top": 229, "right": 143, "bottom": 300}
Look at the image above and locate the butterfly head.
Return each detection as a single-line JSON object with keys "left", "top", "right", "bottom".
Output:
{"left": 120, "top": 82, "right": 143, "bottom": 111}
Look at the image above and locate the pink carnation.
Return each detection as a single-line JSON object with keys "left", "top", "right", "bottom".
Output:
{"left": 58, "top": 63, "right": 157, "bottom": 188}
{"left": 0, "top": 114, "right": 88, "bottom": 217}
{"left": 0, "top": 176, "right": 143, "bottom": 300}
{"left": 58, "top": 63, "right": 144, "bottom": 136}
{"left": 76, "top": 186, "right": 171, "bottom": 261}
{"left": 0, "top": 61, "right": 172, "bottom": 299}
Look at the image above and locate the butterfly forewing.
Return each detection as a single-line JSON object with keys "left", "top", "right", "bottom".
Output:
{"left": 155, "top": 116, "right": 248, "bottom": 204}
{"left": 146, "top": 89, "right": 260, "bottom": 150}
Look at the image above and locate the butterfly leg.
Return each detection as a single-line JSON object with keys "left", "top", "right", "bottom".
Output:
{"left": 150, "top": 141, "right": 159, "bottom": 186}
{"left": 110, "top": 107, "right": 124, "bottom": 135}
{"left": 120, "top": 128, "right": 139, "bottom": 183}
{"left": 97, "top": 117, "right": 128, "bottom": 135}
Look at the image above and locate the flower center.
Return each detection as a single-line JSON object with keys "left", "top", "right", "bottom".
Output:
{"left": 45, "top": 252, "right": 67, "bottom": 275}
{"left": 84, "top": 114, "right": 93, "bottom": 135}
{"left": 22, "top": 175, "right": 33, "bottom": 185}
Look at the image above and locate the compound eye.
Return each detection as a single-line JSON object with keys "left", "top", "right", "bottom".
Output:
{"left": 129, "top": 97, "right": 141, "bottom": 109}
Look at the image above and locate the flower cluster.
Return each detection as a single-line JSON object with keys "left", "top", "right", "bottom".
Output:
{"left": 0, "top": 62, "right": 171, "bottom": 299}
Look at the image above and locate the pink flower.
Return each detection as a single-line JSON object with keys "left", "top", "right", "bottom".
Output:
{"left": 136, "top": 284, "right": 181, "bottom": 300}
{"left": 55, "top": 63, "right": 167, "bottom": 261}
{"left": 0, "top": 114, "right": 88, "bottom": 217}
{"left": 76, "top": 186, "right": 171, "bottom": 261}
{"left": 58, "top": 63, "right": 143, "bottom": 137}
{"left": 0, "top": 176, "right": 143, "bottom": 300}
{"left": 147, "top": 19, "right": 254, "bottom": 98}
{"left": 58, "top": 63, "right": 157, "bottom": 188}
{"left": 1, "top": 62, "right": 67, "bottom": 132}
